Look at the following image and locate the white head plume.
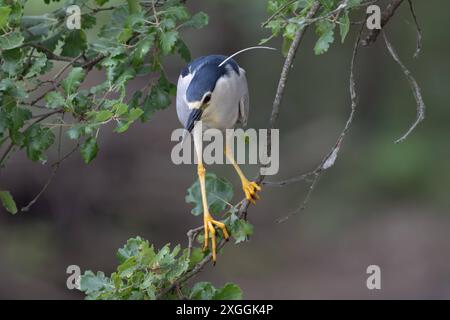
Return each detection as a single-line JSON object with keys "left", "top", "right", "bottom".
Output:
{"left": 218, "top": 46, "right": 276, "bottom": 67}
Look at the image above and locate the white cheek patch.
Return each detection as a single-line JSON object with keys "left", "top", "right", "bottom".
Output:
{"left": 188, "top": 101, "right": 203, "bottom": 110}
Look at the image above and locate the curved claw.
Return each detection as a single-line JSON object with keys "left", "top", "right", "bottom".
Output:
{"left": 242, "top": 180, "right": 261, "bottom": 205}
{"left": 203, "top": 214, "right": 229, "bottom": 264}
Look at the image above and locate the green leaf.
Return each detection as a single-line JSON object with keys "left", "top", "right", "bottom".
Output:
{"left": 160, "top": 30, "right": 179, "bottom": 55}
{"left": 314, "top": 21, "right": 335, "bottom": 55}
{"left": 24, "top": 125, "right": 55, "bottom": 162}
{"left": 117, "top": 27, "right": 132, "bottom": 43}
{"left": 113, "top": 103, "right": 128, "bottom": 116}
{"left": 114, "top": 120, "right": 131, "bottom": 133}
{"left": 8, "top": 106, "right": 31, "bottom": 132}
{"left": 82, "top": 14, "right": 96, "bottom": 29}
{"left": 117, "top": 237, "right": 144, "bottom": 264}
{"left": 79, "top": 271, "right": 112, "bottom": 295}
{"left": 166, "top": 6, "right": 189, "bottom": 21}
{"left": 339, "top": 12, "right": 350, "bottom": 43}
{"left": 127, "top": 0, "right": 141, "bottom": 14}
{"left": 184, "top": 12, "right": 209, "bottom": 29}
{"left": 67, "top": 126, "right": 80, "bottom": 140}
{"left": 62, "top": 67, "right": 86, "bottom": 95}
{"left": 188, "top": 248, "right": 204, "bottom": 269}
{"left": 0, "top": 6, "right": 12, "bottom": 29}
{"left": 61, "top": 30, "right": 87, "bottom": 57}
{"left": 214, "top": 283, "right": 243, "bottom": 300}
{"left": 0, "top": 191, "right": 17, "bottom": 214}
{"left": 283, "top": 23, "right": 298, "bottom": 40}
{"left": 95, "top": 0, "right": 109, "bottom": 5}
{"left": 95, "top": 110, "right": 114, "bottom": 122}
{"left": 25, "top": 53, "right": 49, "bottom": 78}
{"left": 190, "top": 282, "right": 216, "bottom": 300}
{"left": 0, "top": 31, "right": 24, "bottom": 50}
{"left": 132, "top": 35, "right": 154, "bottom": 67}
{"left": 128, "top": 108, "right": 144, "bottom": 121}
{"left": 0, "top": 78, "right": 27, "bottom": 98}
{"left": 347, "top": 0, "right": 363, "bottom": 8}
{"left": 1, "top": 48, "right": 22, "bottom": 75}
{"left": 186, "top": 172, "right": 233, "bottom": 216}
{"left": 45, "top": 91, "right": 65, "bottom": 109}
{"left": 117, "top": 257, "right": 138, "bottom": 278}
{"left": 80, "top": 137, "right": 98, "bottom": 164}
{"left": 229, "top": 218, "right": 254, "bottom": 244}
{"left": 177, "top": 39, "right": 191, "bottom": 62}
{"left": 41, "top": 31, "right": 63, "bottom": 52}
{"left": 141, "top": 76, "right": 174, "bottom": 122}
{"left": 281, "top": 37, "right": 292, "bottom": 57}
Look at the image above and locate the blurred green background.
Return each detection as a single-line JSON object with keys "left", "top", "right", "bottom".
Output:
{"left": 1, "top": 0, "right": 450, "bottom": 299}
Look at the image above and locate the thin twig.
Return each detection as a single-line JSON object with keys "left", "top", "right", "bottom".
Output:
{"left": 276, "top": 18, "right": 364, "bottom": 223}
{"left": 22, "top": 43, "right": 79, "bottom": 62}
{"left": 21, "top": 114, "right": 66, "bottom": 212}
{"left": 361, "top": 0, "right": 405, "bottom": 47}
{"left": 53, "top": 54, "right": 83, "bottom": 80}
{"left": 261, "top": 0, "right": 297, "bottom": 27}
{"left": 0, "top": 143, "right": 14, "bottom": 169}
{"left": 0, "top": 110, "right": 63, "bottom": 169}
{"left": 407, "top": 0, "right": 422, "bottom": 58}
{"left": 383, "top": 31, "right": 425, "bottom": 144}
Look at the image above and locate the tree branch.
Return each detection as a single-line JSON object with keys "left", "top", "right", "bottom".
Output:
{"left": 383, "top": 31, "right": 425, "bottom": 144}
{"left": 361, "top": 0, "right": 405, "bottom": 47}
{"left": 407, "top": 0, "right": 422, "bottom": 58}
{"left": 274, "top": 19, "right": 364, "bottom": 223}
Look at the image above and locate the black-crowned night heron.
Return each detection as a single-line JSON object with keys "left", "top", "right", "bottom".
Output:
{"left": 176, "top": 53, "right": 262, "bottom": 263}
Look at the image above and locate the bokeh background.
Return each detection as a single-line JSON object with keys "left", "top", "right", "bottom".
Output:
{"left": 1, "top": 0, "right": 449, "bottom": 299}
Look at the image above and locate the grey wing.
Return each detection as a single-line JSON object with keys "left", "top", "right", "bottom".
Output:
{"left": 237, "top": 67, "right": 249, "bottom": 127}
{"left": 176, "top": 73, "right": 193, "bottom": 128}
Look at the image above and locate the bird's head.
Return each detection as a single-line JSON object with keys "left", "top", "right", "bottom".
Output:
{"left": 183, "top": 55, "right": 239, "bottom": 131}
{"left": 186, "top": 61, "right": 228, "bottom": 109}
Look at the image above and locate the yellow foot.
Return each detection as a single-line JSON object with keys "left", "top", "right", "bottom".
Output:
{"left": 203, "top": 213, "right": 229, "bottom": 264}
{"left": 242, "top": 180, "right": 261, "bottom": 205}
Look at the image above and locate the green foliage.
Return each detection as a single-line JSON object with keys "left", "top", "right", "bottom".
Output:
{"left": 314, "top": 20, "right": 335, "bottom": 55}
{"left": 186, "top": 172, "right": 234, "bottom": 216}
{"left": 186, "top": 172, "right": 254, "bottom": 244}
{"left": 79, "top": 172, "right": 252, "bottom": 300}
{"left": 0, "top": 0, "right": 209, "bottom": 213}
{"left": 262, "top": 0, "right": 364, "bottom": 55}
{"left": 79, "top": 236, "right": 243, "bottom": 300}
{"left": 0, "top": 190, "right": 17, "bottom": 214}
{"left": 190, "top": 282, "right": 242, "bottom": 300}
{"left": 80, "top": 137, "right": 98, "bottom": 164}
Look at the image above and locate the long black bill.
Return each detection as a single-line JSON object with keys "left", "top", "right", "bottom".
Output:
{"left": 186, "top": 108, "right": 203, "bottom": 132}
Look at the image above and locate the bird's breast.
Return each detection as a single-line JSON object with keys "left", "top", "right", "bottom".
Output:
{"left": 201, "top": 72, "right": 243, "bottom": 130}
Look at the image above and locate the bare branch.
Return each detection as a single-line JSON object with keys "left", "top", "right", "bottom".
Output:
{"left": 383, "top": 31, "right": 425, "bottom": 144}
{"left": 361, "top": 0, "right": 405, "bottom": 47}
{"left": 23, "top": 43, "right": 82, "bottom": 63}
{"left": 21, "top": 114, "right": 66, "bottom": 212}
{"left": 407, "top": 0, "right": 422, "bottom": 58}
{"left": 275, "top": 19, "right": 364, "bottom": 223}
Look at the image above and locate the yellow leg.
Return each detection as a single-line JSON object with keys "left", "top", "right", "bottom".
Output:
{"left": 224, "top": 147, "right": 261, "bottom": 205}
{"left": 197, "top": 163, "right": 229, "bottom": 264}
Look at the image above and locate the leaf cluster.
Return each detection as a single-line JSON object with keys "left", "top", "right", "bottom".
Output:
{"left": 0, "top": 0, "right": 208, "bottom": 212}
{"left": 79, "top": 236, "right": 242, "bottom": 300}
{"left": 261, "top": 0, "right": 364, "bottom": 55}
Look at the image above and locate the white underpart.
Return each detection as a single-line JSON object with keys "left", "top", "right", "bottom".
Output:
{"left": 201, "top": 66, "right": 249, "bottom": 131}
{"left": 176, "top": 72, "right": 194, "bottom": 129}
